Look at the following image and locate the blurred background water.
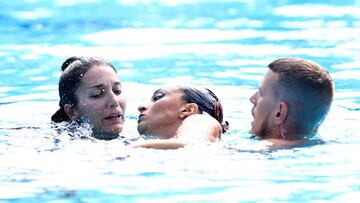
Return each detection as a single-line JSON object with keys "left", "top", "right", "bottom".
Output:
{"left": 0, "top": 0, "right": 359, "bottom": 202}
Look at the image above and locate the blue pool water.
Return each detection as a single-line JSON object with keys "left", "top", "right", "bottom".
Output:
{"left": 1, "top": 0, "right": 360, "bottom": 202}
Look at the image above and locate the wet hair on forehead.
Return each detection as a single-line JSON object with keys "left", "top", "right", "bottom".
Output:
{"left": 59, "top": 56, "right": 117, "bottom": 105}
{"left": 61, "top": 56, "right": 117, "bottom": 75}
{"left": 51, "top": 56, "right": 117, "bottom": 123}
{"left": 268, "top": 57, "right": 334, "bottom": 136}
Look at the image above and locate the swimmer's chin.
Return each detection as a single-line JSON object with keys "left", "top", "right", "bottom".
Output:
{"left": 92, "top": 132, "right": 120, "bottom": 140}
{"left": 92, "top": 128, "right": 122, "bottom": 140}
{"left": 137, "top": 124, "right": 148, "bottom": 136}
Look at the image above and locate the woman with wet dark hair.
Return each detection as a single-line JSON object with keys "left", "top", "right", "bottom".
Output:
{"left": 181, "top": 86, "right": 226, "bottom": 129}
{"left": 133, "top": 84, "right": 228, "bottom": 149}
{"left": 52, "top": 56, "right": 126, "bottom": 140}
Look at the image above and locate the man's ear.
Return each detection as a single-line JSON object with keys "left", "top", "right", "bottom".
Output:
{"left": 178, "top": 103, "right": 199, "bottom": 119}
{"left": 274, "top": 101, "right": 288, "bottom": 125}
{"left": 64, "top": 104, "right": 80, "bottom": 121}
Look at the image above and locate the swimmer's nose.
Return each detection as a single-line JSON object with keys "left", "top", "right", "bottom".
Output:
{"left": 107, "top": 90, "right": 120, "bottom": 109}
{"left": 138, "top": 105, "right": 147, "bottom": 113}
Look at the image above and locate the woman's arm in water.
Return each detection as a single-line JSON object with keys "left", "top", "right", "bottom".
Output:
{"left": 131, "top": 139, "right": 186, "bottom": 149}
{"left": 132, "top": 114, "right": 222, "bottom": 149}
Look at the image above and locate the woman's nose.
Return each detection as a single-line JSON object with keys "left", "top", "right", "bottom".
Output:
{"left": 138, "top": 105, "right": 147, "bottom": 113}
{"left": 107, "top": 92, "right": 119, "bottom": 108}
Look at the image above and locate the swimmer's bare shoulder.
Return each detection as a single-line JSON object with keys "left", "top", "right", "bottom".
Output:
{"left": 176, "top": 113, "right": 222, "bottom": 142}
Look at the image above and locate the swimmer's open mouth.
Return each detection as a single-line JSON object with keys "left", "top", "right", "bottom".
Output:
{"left": 104, "top": 114, "right": 123, "bottom": 120}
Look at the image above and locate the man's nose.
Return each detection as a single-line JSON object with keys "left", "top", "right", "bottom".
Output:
{"left": 249, "top": 92, "right": 257, "bottom": 104}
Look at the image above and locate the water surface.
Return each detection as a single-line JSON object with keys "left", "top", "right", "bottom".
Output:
{"left": 0, "top": 0, "right": 360, "bottom": 202}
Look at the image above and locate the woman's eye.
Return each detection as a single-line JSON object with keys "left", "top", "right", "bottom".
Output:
{"left": 152, "top": 93, "right": 164, "bottom": 101}
{"left": 90, "top": 90, "right": 104, "bottom": 98}
{"left": 90, "top": 94, "right": 101, "bottom": 98}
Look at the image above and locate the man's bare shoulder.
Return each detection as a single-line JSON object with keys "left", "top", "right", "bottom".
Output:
{"left": 261, "top": 138, "right": 324, "bottom": 150}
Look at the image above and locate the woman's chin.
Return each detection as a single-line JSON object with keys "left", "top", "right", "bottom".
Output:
{"left": 92, "top": 127, "right": 122, "bottom": 140}
{"left": 93, "top": 132, "right": 119, "bottom": 140}
{"left": 107, "top": 124, "right": 123, "bottom": 134}
{"left": 137, "top": 124, "right": 147, "bottom": 135}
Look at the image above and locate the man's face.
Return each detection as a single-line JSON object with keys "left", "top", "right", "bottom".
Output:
{"left": 249, "top": 69, "right": 279, "bottom": 138}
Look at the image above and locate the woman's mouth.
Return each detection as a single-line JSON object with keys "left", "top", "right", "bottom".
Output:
{"left": 138, "top": 114, "right": 145, "bottom": 123}
{"left": 104, "top": 114, "right": 123, "bottom": 120}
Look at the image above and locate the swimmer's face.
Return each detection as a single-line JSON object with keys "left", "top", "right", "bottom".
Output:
{"left": 137, "top": 86, "right": 185, "bottom": 138}
{"left": 249, "top": 70, "right": 279, "bottom": 138}
{"left": 72, "top": 65, "right": 126, "bottom": 140}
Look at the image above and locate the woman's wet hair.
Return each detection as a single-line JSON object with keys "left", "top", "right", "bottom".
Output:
{"left": 51, "top": 56, "right": 117, "bottom": 123}
{"left": 179, "top": 86, "right": 228, "bottom": 132}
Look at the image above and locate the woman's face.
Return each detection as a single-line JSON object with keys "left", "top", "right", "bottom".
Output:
{"left": 137, "top": 86, "right": 185, "bottom": 138}
{"left": 73, "top": 65, "right": 126, "bottom": 139}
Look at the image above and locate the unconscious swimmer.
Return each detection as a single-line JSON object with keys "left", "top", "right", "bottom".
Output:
{"left": 132, "top": 85, "right": 228, "bottom": 149}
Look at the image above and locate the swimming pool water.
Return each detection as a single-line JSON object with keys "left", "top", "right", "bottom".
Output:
{"left": 0, "top": 0, "right": 360, "bottom": 202}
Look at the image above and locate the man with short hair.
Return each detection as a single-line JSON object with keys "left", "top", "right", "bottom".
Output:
{"left": 249, "top": 57, "right": 334, "bottom": 149}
